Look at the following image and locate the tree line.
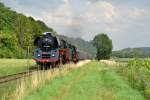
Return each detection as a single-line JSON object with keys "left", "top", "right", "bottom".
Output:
{"left": 112, "top": 48, "right": 150, "bottom": 58}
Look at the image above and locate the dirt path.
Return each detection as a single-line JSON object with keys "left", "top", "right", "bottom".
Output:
{"left": 100, "top": 60, "right": 118, "bottom": 66}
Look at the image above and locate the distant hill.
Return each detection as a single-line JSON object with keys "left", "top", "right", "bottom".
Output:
{"left": 112, "top": 47, "right": 150, "bottom": 58}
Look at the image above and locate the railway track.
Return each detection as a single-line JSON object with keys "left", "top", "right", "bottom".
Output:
{"left": 0, "top": 69, "right": 38, "bottom": 84}
{"left": 0, "top": 61, "right": 86, "bottom": 84}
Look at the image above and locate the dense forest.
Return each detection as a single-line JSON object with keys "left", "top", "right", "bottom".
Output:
{"left": 0, "top": 2, "right": 96, "bottom": 58}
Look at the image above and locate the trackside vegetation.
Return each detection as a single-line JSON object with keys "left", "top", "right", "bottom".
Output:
{"left": 118, "top": 59, "right": 150, "bottom": 99}
{"left": 0, "top": 59, "right": 35, "bottom": 99}
{"left": 0, "top": 59, "right": 35, "bottom": 76}
{"left": 0, "top": 61, "right": 90, "bottom": 100}
{"left": 25, "top": 61, "right": 145, "bottom": 100}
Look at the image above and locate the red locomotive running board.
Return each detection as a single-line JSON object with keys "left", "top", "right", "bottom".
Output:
{"left": 34, "top": 58, "right": 58, "bottom": 63}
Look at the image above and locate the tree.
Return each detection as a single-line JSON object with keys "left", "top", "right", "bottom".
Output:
{"left": 93, "top": 33, "right": 113, "bottom": 60}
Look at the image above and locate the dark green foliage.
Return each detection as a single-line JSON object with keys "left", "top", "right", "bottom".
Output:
{"left": 0, "top": 30, "right": 25, "bottom": 58}
{"left": 93, "top": 33, "right": 113, "bottom": 60}
{"left": 112, "top": 47, "right": 150, "bottom": 58}
{"left": 0, "top": 3, "right": 55, "bottom": 58}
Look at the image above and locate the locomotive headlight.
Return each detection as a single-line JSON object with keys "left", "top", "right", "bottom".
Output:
{"left": 37, "top": 54, "right": 41, "bottom": 57}
{"left": 52, "top": 53, "right": 55, "bottom": 57}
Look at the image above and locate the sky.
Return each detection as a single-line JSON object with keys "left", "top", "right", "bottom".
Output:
{"left": 0, "top": 0, "right": 150, "bottom": 50}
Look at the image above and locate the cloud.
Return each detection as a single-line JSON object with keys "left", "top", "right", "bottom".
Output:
{"left": 128, "top": 8, "right": 148, "bottom": 21}
{"left": 40, "top": 0, "right": 72, "bottom": 26}
{"left": 44, "top": 1, "right": 120, "bottom": 38}
{"left": 85, "top": 1, "right": 119, "bottom": 24}
{"left": 38, "top": 0, "right": 88, "bottom": 37}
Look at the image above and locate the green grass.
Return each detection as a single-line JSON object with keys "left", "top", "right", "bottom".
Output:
{"left": 0, "top": 59, "right": 36, "bottom": 76}
{"left": 0, "top": 59, "right": 36, "bottom": 99}
{"left": 118, "top": 59, "right": 150, "bottom": 99}
{"left": 25, "top": 61, "right": 145, "bottom": 100}
{"left": 0, "top": 80, "right": 18, "bottom": 99}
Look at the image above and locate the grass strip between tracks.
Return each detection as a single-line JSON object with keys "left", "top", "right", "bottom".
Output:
{"left": 25, "top": 61, "right": 145, "bottom": 100}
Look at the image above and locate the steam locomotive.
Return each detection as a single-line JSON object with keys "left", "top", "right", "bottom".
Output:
{"left": 33, "top": 32, "right": 78, "bottom": 68}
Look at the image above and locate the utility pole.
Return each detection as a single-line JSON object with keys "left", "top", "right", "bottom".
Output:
{"left": 27, "top": 46, "right": 30, "bottom": 71}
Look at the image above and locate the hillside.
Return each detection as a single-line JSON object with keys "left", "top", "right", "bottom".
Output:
{"left": 0, "top": 2, "right": 96, "bottom": 58}
{"left": 0, "top": 2, "right": 55, "bottom": 58}
{"left": 112, "top": 47, "right": 150, "bottom": 58}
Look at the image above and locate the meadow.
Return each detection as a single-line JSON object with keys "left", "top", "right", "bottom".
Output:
{"left": 0, "top": 60, "right": 90, "bottom": 100}
{"left": 0, "top": 59, "right": 35, "bottom": 99}
{"left": 1, "top": 59, "right": 150, "bottom": 100}
{"left": 25, "top": 61, "right": 146, "bottom": 100}
{"left": 0, "top": 59, "right": 35, "bottom": 76}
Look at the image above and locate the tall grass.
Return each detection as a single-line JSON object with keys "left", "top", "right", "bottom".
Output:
{"left": 0, "top": 59, "right": 35, "bottom": 98}
{"left": 118, "top": 59, "right": 150, "bottom": 99}
{"left": 1, "top": 60, "right": 90, "bottom": 100}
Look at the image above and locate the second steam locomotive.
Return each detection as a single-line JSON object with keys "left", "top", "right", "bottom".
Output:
{"left": 34, "top": 32, "right": 78, "bottom": 68}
